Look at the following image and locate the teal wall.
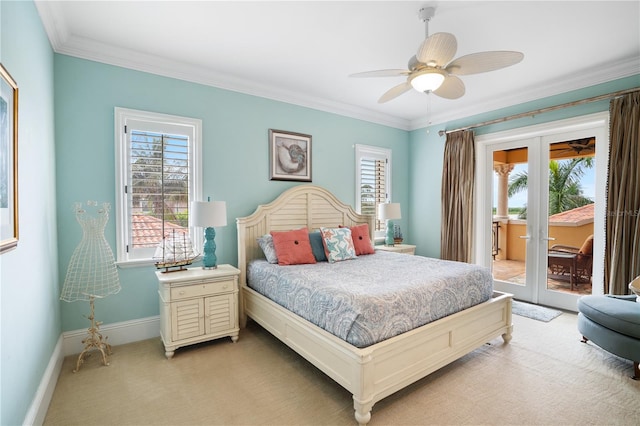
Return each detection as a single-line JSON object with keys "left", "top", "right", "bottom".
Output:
{"left": 0, "top": 1, "right": 59, "bottom": 425}
{"left": 1, "top": 1, "right": 638, "bottom": 424}
{"left": 54, "top": 55, "right": 410, "bottom": 331}
{"left": 408, "top": 76, "right": 640, "bottom": 258}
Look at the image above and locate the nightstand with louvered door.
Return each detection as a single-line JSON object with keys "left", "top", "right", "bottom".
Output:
{"left": 156, "top": 265, "right": 240, "bottom": 359}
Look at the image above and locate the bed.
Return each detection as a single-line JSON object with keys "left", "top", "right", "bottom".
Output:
{"left": 236, "top": 184, "right": 513, "bottom": 425}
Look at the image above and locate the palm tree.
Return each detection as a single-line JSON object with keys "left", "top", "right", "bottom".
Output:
{"left": 508, "top": 157, "right": 594, "bottom": 219}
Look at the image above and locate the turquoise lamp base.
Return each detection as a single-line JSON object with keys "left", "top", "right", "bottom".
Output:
{"left": 385, "top": 220, "right": 395, "bottom": 246}
{"left": 202, "top": 227, "right": 218, "bottom": 269}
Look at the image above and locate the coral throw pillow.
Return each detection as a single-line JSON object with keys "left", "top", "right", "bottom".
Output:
{"left": 342, "top": 224, "right": 375, "bottom": 255}
{"left": 270, "top": 228, "right": 316, "bottom": 266}
{"left": 320, "top": 227, "right": 357, "bottom": 263}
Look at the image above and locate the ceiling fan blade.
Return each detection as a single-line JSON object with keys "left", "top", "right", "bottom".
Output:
{"left": 378, "top": 82, "right": 412, "bottom": 103}
{"left": 445, "top": 51, "right": 524, "bottom": 75}
{"left": 432, "top": 75, "right": 465, "bottom": 99}
{"left": 349, "top": 69, "right": 410, "bottom": 78}
{"left": 416, "top": 32, "right": 457, "bottom": 66}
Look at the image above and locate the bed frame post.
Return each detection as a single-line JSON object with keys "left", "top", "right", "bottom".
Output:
{"left": 236, "top": 216, "right": 249, "bottom": 328}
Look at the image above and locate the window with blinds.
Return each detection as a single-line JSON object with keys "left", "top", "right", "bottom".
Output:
{"left": 355, "top": 145, "right": 391, "bottom": 234}
{"left": 115, "top": 108, "right": 202, "bottom": 264}
{"left": 129, "top": 131, "right": 190, "bottom": 250}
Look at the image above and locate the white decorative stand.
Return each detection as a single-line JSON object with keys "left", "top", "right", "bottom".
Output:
{"left": 73, "top": 296, "right": 112, "bottom": 373}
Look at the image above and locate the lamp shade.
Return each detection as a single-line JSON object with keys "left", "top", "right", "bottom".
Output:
{"left": 378, "top": 203, "right": 401, "bottom": 221}
{"left": 191, "top": 201, "right": 227, "bottom": 228}
{"left": 409, "top": 69, "right": 446, "bottom": 92}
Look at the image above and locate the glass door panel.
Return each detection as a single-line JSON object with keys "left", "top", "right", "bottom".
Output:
{"left": 542, "top": 138, "right": 595, "bottom": 307}
{"left": 477, "top": 112, "right": 608, "bottom": 311}
{"left": 491, "top": 144, "right": 535, "bottom": 302}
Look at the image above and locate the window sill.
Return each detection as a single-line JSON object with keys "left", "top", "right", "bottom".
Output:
{"left": 117, "top": 255, "right": 203, "bottom": 269}
{"left": 116, "top": 258, "right": 157, "bottom": 269}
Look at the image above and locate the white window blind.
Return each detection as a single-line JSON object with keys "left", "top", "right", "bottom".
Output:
{"left": 355, "top": 145, "right": 391, "bottom": 234}
{"left": 115, "top": 108, "right": 202, "bottom": 265}
{"left": 129, "top": 131, "right": 190, "bottom": 250}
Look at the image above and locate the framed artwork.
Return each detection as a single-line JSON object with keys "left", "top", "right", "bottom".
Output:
{"left": 1, "top": 63, "right": 18, "bottom": 254}
{"left": 269, "top": 129, "right": 312, "bottom": 182}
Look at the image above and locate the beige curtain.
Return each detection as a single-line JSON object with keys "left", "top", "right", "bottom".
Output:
{"left": 604, "top": 91, "right": 640, "bottom": 294}
{"left": 441, "top": 130, "right": 475, "bottom": 262}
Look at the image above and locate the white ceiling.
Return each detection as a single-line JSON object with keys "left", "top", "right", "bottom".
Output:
{"left": 36, "top": 1, "right": 640, "bottom": 130}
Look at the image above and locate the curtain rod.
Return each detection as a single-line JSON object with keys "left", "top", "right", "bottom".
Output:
{"left": 438, "top": 87, "right": 640, "bottom": 137}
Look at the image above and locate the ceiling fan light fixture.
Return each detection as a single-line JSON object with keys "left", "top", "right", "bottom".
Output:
{"left": 410, "top": 69, "right": 446, "bottom": 92}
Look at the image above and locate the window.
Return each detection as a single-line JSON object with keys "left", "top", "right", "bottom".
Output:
{"left": 355, "top": 145, "right": 391, "bottom": 238}
{"left": 115, "top": 108, "right": 202, "bottom": 265}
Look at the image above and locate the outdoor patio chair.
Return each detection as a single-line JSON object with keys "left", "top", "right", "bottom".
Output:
{"left": 547, "top": 234, "right": 593, "bottom": 290}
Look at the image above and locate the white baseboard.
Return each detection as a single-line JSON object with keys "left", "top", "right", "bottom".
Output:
{"left": 62, "top": 315, "right": 160, "bottom": 356}
{"left": 23, "top": 336, "right": 64, "bottom": 426}
{"left": 25, "top": 316, "right": 160, "bottom": 425}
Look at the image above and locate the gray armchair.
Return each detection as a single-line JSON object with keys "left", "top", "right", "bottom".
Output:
{"left": 577, "top": 276, "right": 640, "bottom": 379}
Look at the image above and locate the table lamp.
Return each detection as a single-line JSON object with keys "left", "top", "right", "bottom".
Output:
{"left": 378, "top": 203, "right": 401, "bottom": 246}
{"left": 191, "top": 199, "right": 227, "bottom": 269}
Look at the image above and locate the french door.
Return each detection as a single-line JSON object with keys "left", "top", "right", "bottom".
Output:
{"left": 474, "top": 113, "right": 608, "bottom": 311}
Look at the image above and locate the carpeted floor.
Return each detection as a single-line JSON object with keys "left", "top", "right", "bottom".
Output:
{"left": 44, "top": 312, "right": 640, "bottom": 425}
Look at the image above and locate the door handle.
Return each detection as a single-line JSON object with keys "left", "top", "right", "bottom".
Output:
{"left": 519, "top": 235, "right": 531, "bottom": 240}
{"left": 542, "top": 237, "right": 556, "bottom": 241}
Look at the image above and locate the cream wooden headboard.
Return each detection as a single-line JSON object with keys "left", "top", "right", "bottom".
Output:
{"left": 236, "top": 184, "right": 374, "bottom": 287}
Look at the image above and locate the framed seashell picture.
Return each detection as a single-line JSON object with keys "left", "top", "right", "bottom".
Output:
{"left": 269, "top": 129, "right": 312, "bottom": 182}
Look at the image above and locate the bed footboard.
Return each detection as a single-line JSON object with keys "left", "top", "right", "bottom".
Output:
{"left": 244, "top": 287, "right": 513, "bottom": 425}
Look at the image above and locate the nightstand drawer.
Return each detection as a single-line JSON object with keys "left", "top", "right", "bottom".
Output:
{"left": 171, "top": 279, "right": 235, "bottom": 300}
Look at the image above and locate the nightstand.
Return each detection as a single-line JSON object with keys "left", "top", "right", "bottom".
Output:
{"left": 156, "top": 265, "right": 240, "bottom": 359}
{"left": 376, "top": 244, "right": 416, "bottom": 255}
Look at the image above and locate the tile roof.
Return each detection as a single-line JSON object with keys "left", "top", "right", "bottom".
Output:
{"left": 132, "top": 214, "right": 188, "bottom": 247}
{"left": 549, "top": 203, "right": 594, "bottom": 224}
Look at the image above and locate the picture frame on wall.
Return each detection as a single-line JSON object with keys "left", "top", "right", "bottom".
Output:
{"left": 0, "top": 63, "right": 18, "bottom": 254}
{"left": 269, "top": 129, "right": 312, "bottom": 182}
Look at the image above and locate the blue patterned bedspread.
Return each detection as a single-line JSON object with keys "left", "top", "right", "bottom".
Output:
{"left": 247, "top": 251, "right": 493, "bottom": 347}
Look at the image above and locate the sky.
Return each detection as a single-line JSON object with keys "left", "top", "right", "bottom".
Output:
{"left": 494, "top": 161, "right": 596, "bottom": 209}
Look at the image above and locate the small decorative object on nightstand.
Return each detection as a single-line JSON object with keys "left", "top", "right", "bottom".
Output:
{"left": 376, "top": 244, "right": 416, "bottom": 255}
{"left": 156, "top": 265, "right": 240, "bottom": 358}
{"left": 393, "top": 224, "right": 403, "bottom": 244}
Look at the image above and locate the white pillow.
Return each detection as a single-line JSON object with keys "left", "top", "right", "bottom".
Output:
{"left": 257, "top": 234, "right": 278, "bottom": 264}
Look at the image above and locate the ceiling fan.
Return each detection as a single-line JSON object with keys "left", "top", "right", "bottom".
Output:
{"left": 551, "top": 138, "right": 596, "bottom": 155}
{"left": 350, "top": 7, "right": 524, "bottom": 103}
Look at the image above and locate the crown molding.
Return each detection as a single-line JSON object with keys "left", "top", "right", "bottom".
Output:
{"left": 36, "top": 2, "right": 410, "bottom": 130}
{"left": 409, "top": 56, "right": 640, "bottom": 131}
{"left": 36, "top": 2, "right": 637, "bottom": 133}
{"left": 35, "top": 1, "right": 69, "bottom": 49}
{"left": 62, "top": 35, "right": 411, "bottom": 130}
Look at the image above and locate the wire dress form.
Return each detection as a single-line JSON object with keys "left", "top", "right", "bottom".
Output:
{"left": 60, "top": 201, "right": 121, "bottom": 301}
